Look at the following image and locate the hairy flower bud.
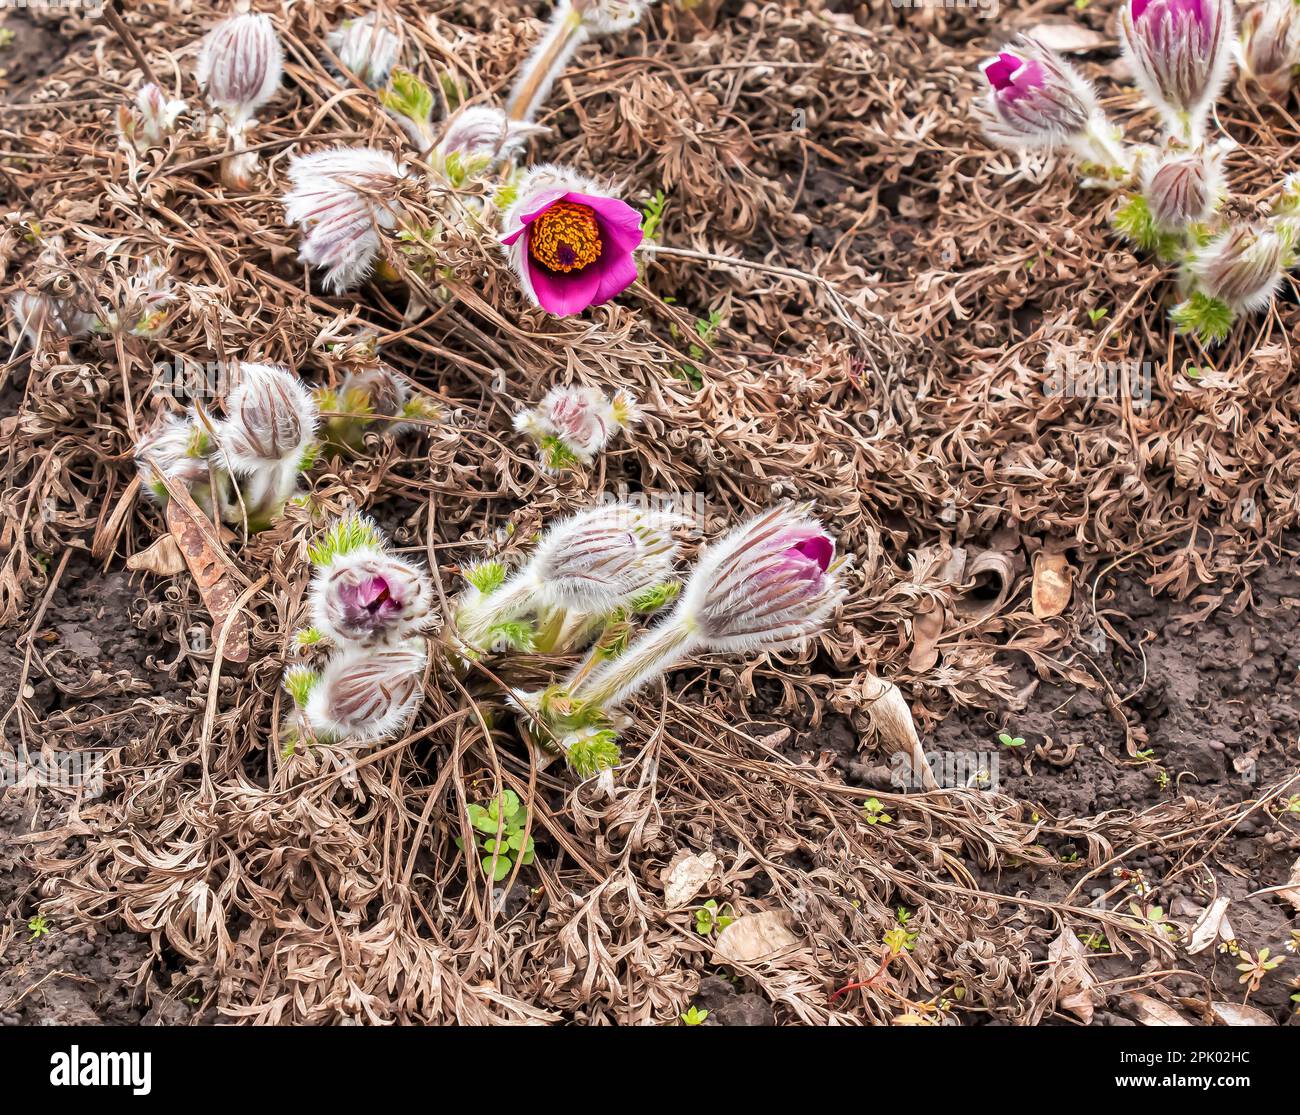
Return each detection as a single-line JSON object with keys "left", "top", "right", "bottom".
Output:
{"left": 217, "top": 362, "right": 317, "bottom": 523}
{"left": 118, "top": 83, "right": 187, "bottom": 153}
{"left": 196, "top": 11, "right": 284, "bottom": 131}
{"left": 304, "top": 640, "right": 427, "bottom": 743}
{"left": 327, "top": 13, "right": 401, "bottom": 88}
{"left": 1237, "top": 0, "right": 1300, "bottom": 98}
{"left": 1192, "top": 224, "right": 1286, "bottom": 311}
{"left": 514, "top": 384, "right": 637, "bottom": 470}
{"left": 310, "top": 546, "right": 433, "bottom": 646}
{"left": 977, "top": 39, "right": 1100, "bottom": 149}
{"left": 527, "top": 505, "right": 678, "bottom": 613}
{"left": 7, "top": 291, "right": 94, "bottom": 349}
{"left": 569, "top": 505, "right": 845, "bottom": 711}
{"left": 134, "top": 413, "right": 211, "bottom": 500}
{"left": 675, "top": 505, "right": 844, "bottom": 653}
{"left": 1142, "top": 145, "right": 1224, "bottom": 231}
{"left": 282, "top": 148, "right": 408, "bottom": 293}
{"left": 501, "top": 164, "right": 644, "bottom": 316}
{"left": 1119, "top": 0, "right": 1234, "bottom": 142}
{"left": 435, "top": 105, "right": 548, "bottom": 171}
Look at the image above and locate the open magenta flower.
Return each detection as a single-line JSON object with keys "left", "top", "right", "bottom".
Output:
{"left": 500, "top": 165, "right": 643, "bottom": 316}
{"left": 1119, "top": 0, "right": 1233, "bottom": 141}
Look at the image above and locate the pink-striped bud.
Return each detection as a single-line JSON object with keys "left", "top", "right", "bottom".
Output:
{"left": 1142, "top": 146, "right": 1224, "bottom": 231}
{"left": 118, "top": 83, "right": 187, "bottom": 152}
{"left": 1192, "top": 225, "right": 1286, "bottom": 311}
{"left": 282, "top": 148, "right": 408, "bottom": 293}
{"left": 977, "top": 39, "right": 1101, "bottom": 150}
{"left": 1119, "top": 0, "right": 1234, "bottom": 141}
{"left": 310, "top": 548, "right": 433, "bottom": 646}
{"left": 196, "top": 12, "right": 284, "bottom": 130}
{"left": 219, "top": 362, "right": 317, "bottom": 471}
{"left": 1237, "top": 0, "right": 1300, "bottom": 99}
{"left": 527, "top": 504, "right": 678, "bottom": 613}
{"left": 435, "top": 105, "right": 548, "bottom": 169}
{"left": 134, "top": 413, "right": 211, "bottom": 498}
{"left": 677, "top": 505, "right": 843, "bottom": 653}
{"left": 304, "top": 640, "right": 426, "bottom": 743}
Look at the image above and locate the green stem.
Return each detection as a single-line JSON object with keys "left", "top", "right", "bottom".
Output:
{"left": 570, "top": 620, "right": 698, "bottom": 710}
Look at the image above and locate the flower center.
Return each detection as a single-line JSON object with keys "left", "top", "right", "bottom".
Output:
{"left": 529, "top": 201, "right": 603, "bottom": 273}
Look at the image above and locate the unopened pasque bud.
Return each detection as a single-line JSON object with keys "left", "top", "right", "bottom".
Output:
{"left": 282, "top": 148, "right": 409, "bottom": 293}
{"left": 1142, "top": 145, "right": 1224, "bottom": 232}
{"left": 514, "top": 384, "right": 637, "bottom": 470}
{"left": 1191, "top": 224, "right": 1285, "bottom": 311}
{"left": 217, "top": 362, "right": 318, "bottom": 525}
{"left": 304, "top": 640, "right": 427, "bottom": 743}
{"left": 570, "top": 505, "right": 844, "bottom": 710}
{"left": 197, "top": 11, "right": 284, "bottom": 131}
{"left": 435, "top": 105, "right": 548, "bottom": 172}
{"left": 1237, "top": 0, "right": 1300, "bottom": 99}
{"left": 327, "top": 13, "right": 401, "bottom": 88}
{"left": 1119, "top": 0, "right": 1234, "bottom": 143}
{"left": 118, "top": 83, "right": 187, "bottom": 153}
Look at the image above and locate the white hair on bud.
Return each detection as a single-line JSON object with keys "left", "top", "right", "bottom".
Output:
{"left": 436, "top": 105, "right": 549, "bottom": 167}
{"left": 282, "top": 148, "right": 408, "bottom": 293}
{"left": 526, "top": 503, "right": 680, "bottom": 613}
{"left": 196, "top": 11, "right": 284, "bottom": 130}
{"left": 327, "top": 13, "right": 402, "bottom": 88}
{"left": 305, "top": 640, "right": 427, "bottom": 743}
{"left": 309, "top": 546, "right": 434, "bottom": 647}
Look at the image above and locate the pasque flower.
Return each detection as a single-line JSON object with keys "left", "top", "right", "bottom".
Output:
{"left": 1237, "top": 0, "right": 1300, "bottom": 99}
{"left": 8, "top": 291, "right": 94, "bottom": 349}
{"left": 501, "top": 165, "right": 644, "bottom": 316}
{"left": 301, "top": 640, "right": 427, "bottom": 743}
{"left": 435, "top": 105, "right": 548, "bottom": 172}
{"left": 1142, "top": 145, "right": 1225, "bottom": 232}
{"left": 569, "top": 505, "right": 844, "bottom": 710}
{"left": 135, "top": 413, "right": 213, "bottom": 500}
{"left": 1119, "top": 0, "right": 1234, "bottom": 142}
{"left": 196, "top": 11, "right": 283, "bottom": 131}
{"left": 514, "top": 384, "right": 637, "bottom": 470}
{"left": 282, "top": 148, "right": 408, "bottom": 292}
{"left": 1191, "top": 224, "right": 1285, "bottom": 311}
{"left": 117, "top": 83, "right": 187, "bottom": 153}
{"left": 217, "top": 362, "right": 318, "bottom": 525}
{"left": 327, "top": 13, "right": 401, "bottom": 88}
{"left": 977, "top": 37, "right": 1126, "bottom": 171}
{"left": 309, "top": 529, "right": 433, "bottom": 646}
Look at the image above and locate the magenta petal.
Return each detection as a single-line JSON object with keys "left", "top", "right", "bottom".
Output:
{"left": 590, "top": 249, "right": 639, "bottom": 305}
{"left": 1131, "top": 0, "right": 1151, "bottom": 20}
{"left": 529, "top": 260, "right": 604, "bottom": 316}
{"left": 982, "top": 52, "right": 1022, "bottom": 91}
{"left": 566, "top": 192, "right": 644, "bottom": 253}
{"left": 790, "top": 535, "right": 834, "bottom": 572}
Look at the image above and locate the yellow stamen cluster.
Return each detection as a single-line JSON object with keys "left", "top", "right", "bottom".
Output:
{"left": 528, "top": 201, "right": 603, "bottom": 273}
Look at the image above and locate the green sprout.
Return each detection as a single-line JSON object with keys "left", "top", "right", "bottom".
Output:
{"left": 997, "top": 733, "right": 1026, "bottom": 749}
{"left": 1086, "top": 306, "right": 1108, "bottom": 324}
{"left": 27, "top": 915, "right": 50, "bottom": 940}
{"left": 455, "top": 790, "right": 536, "bottom": 882}
{"left": 1078, "top": 930, "right": 1111, "bottom": 952}
{"left": 680, "top": 1005, "right": 709, "bottom": 1026}
{"left": 862, "top": 797, "right": 893, "bottom": 825}
{"left": 1236, "top": 947, "right": 1284, "bottom": 993}
{"left": 294, "top": 626, "right": 325, "bottom": 650}
{"left": 641, "top": 189, "right": 668, "bottom": 242}
{"left": 693, "top": 899, "right": 735, "bottom": 936}
{"left": 463, "top": 559, "right": 507, "bottom": 597}
{"left": 1170, "top": 291, "right": 1235, "bottom": 345}
{"left": 308, "top": 514, "right": 383, "bottom": 567}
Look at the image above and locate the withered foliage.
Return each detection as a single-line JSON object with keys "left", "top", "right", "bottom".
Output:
{"left": 0, "top": 2, "right": 1293, "bottom": 1025}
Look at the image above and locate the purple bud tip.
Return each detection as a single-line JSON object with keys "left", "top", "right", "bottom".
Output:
{"left": 983, "top": 52, "right": 1025, "bottom": 91}
{"left": 789, "top": 535, "right": 834, "bottom": 573}
{"left": 342, "top": 574, "right": 398, "bottom": 617}
{"left": 1132, "top": 0, "right": 1204, "bottom": 25}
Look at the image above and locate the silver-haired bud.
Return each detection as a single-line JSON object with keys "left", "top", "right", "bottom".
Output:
{"left": 304, "top": 640, "right": 427, "bottom": 743}
{"left": 196, "top": 12, "right": 284, "bottom": 131}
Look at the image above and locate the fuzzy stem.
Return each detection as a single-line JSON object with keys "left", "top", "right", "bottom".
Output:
{"left": 455, "top": 575, "right": 537, "bottom": 649}
{"left": 570, "top": 619, "right": 698, "bottom": 710}
{"left": 506, "top": 3, "right": 587, "bottom": 121}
